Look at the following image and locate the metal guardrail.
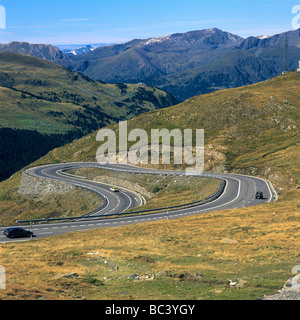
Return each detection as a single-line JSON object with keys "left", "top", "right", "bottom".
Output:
{"left": 17, "top": 163, "right": 226, "bottom": 225}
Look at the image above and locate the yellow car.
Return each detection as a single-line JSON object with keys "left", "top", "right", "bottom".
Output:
{"left": 110, "top": 187, "right": 119, "bottom": 192}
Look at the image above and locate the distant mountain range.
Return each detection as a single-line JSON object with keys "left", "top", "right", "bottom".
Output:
{"left": 69, "top": 28, "right": 243, "bottom": 80}
{"left": 56, "top": 43, "right": 110, "bottom": 50}
{"left": 61, "top": 44, "right": 98, "bottom": 56}
{"left": 0, "top": 41, "right": 69, "bottom": 62}
{"left": 0, "top": 42, "right": 110, "bottom": 59}
{"left": 58, "top": 44, "right": 115, "bottom": 56}
{"left": 1, "top": 28, "right": 300, "bottom": 100}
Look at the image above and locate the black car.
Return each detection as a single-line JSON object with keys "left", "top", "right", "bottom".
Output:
{"left": 255, "top": 191, "right": 264, "bottom": 199}
{"left": 3, "top": 227, "right": 33, "bottom": 239}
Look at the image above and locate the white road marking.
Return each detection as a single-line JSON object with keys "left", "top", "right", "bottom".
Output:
{"left": 14, "top": 163, "right": 273, "bottom": 243}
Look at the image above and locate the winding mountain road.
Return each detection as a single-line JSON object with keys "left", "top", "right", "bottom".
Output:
{"left": 0, "top": 162, "right": 275, "bottom": 243}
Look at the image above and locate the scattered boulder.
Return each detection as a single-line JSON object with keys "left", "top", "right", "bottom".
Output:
{"left": 133, "top": 255, "right": 155, "bottom": 263}
{"left": 228, "top": 278, "right": 247, "bottom": 288}
{"left": 53, "top": 272, "right": 79, "bottom": 280}
{"left": 229, "top": 280, "right": 237, "bottom": 286}
{"left": 220, "top": 238, "right": 239, "bottom": 245}
{"left": 131, "top": 274, "right": 156, "bottom": 281}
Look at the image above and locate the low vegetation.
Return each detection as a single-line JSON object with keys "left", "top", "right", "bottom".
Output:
{"left": 0, "top": 192, "right": 299, "bottom": 300}
{"left": 0, "top": 52, "right": 178, "bottom": 180}
{"left": 67, "top": 167, "right": 221, "bottom": 211}
{"left": 0, "top": 73, "right": 299, "bottom": 300}
{"left": 0, "top": 171, "right": 103, "bottom": 226}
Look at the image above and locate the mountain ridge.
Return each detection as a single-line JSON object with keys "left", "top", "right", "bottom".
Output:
{"left": 68, "top": 28, "right": 244, "bottom": 83}
{"left": 0, "top": 41, "right": 70, "bottom": 62}
{"left": 64, "top": 28, "right": 300, "bottom": 100}
{"left": 2, "top": 28, "right": 300, "bottom": 101}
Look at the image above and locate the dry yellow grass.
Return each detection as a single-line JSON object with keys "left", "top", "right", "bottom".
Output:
{"left": 0, "top": 171, "right": 103, "bottom": 226}
{"left": 1, "top": 188, "right": 299, "bottom": 300}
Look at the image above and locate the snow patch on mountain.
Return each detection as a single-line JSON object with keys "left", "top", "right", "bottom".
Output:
{"left": 256, "top": 35, "right": 273, "bottom": 40}
{"left": 62, "top": 45, "right": 97, "bottom": 56}
{"left": 141, "top": 35, "right": 172, "bottom": 46}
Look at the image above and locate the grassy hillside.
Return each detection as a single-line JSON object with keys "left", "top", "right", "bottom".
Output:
{"left": 1, "top": 198, "right": 299, "bottom": 300}
{"left": 27, "top": 72, "right": 299, "bottom": 192}
{"left": 1, "top": 72, "right": 298, "bottom": 223}
{"left": 0, "top": 52, "right": 178, "bottom": 134}
{"left": 0, "top": 52, "right": 178, "bottom": 180}
{"left": 0, "top": 73, "right": 299, "bottom": 300}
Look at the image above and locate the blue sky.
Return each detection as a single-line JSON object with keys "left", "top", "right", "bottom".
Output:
{"left": 0, "top": 0, "right": 299, "bottom": 45}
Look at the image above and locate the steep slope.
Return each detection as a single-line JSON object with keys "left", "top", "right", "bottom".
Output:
{"left": 156, "top": 29, "right": 300, "bottom": 100}
{"left": 66, "top": 28, "right": 300, "bottom": 101}
{"left": 238, "top": 28, "right": 300, "bottom": 50}
{"left": 0, "top": 52, "right": 178, "bottom": 134}
{"left": 68, "top": 28, "right": 243, "bottom": 85}
{"left": 159, "top": 45, "right": 300, "bottom": 100}
{"left": 0, "top": 41, "right": 69, "bottom": 63}
{"left": 0, "top": 52, "right": 178, "bottom": 180}
{"left": 29, "top": 72, "right": 299, "bottom": 193}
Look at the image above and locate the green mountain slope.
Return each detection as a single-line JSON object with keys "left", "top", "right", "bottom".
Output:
{"left": 1, "top": 73, "right": 299, "bottom": 218}
{"left": 0, "top": 52, "right": 178, "bottom": 134}
{"left": 0, "top": 52, "right": 178, "bottom": 180}
{"left": 31, "top": 72, "right": 299, "bottom": 192}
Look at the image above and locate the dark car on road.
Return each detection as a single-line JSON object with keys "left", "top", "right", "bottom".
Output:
{"left": 3, "top": 227, "right": 33, "bottom": 239}
{"left": 255, "top": 191, "right": 264, "bottom": 199}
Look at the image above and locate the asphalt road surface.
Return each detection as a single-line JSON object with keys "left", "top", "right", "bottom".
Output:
{"left": 0, "top": 162, "right": 275, "bottom": 243}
